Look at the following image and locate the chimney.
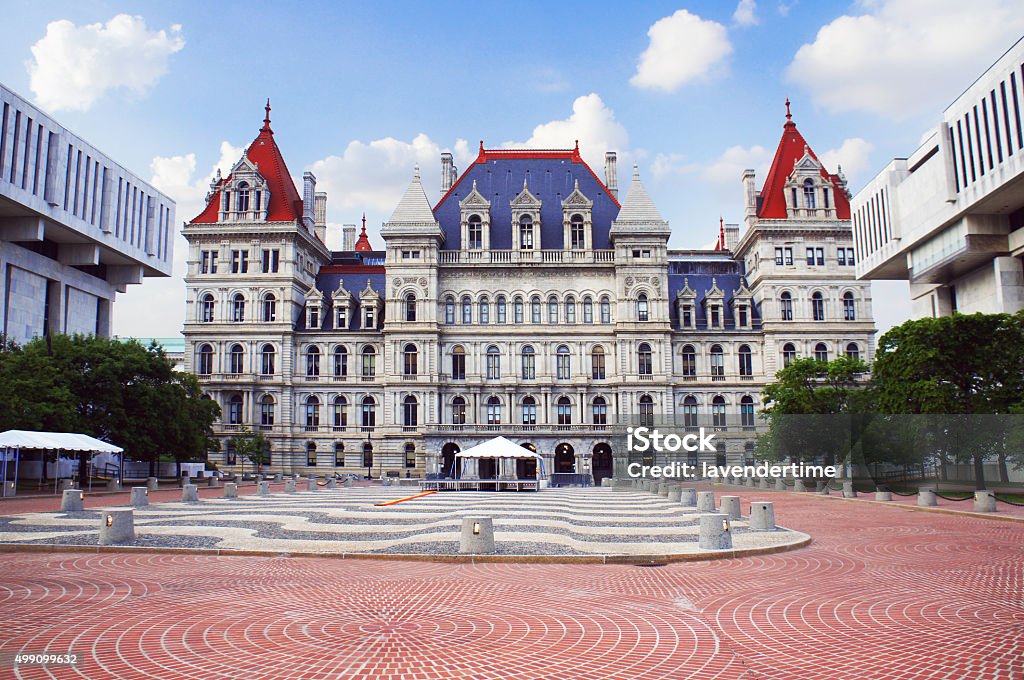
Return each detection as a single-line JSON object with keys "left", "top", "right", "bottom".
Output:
{"left": 742, "top": 168, "right": 757, "bottom": 228}
{"left": 314, "top": 192, "right": 327, "bottom": 243}
{"left": 604, "top": 152, "right": 618, "bottom": 198}
{"left": 302, "top": 172, "right": 316, "bottom": 231}
{"left": 342, "top": 224, "right": 357, "bottom": 251}
{"left": 725, "top": 223, "right": 740, "bottom": 250}
{"left": 441, "top": 152, "right": 454, "bottom": 194}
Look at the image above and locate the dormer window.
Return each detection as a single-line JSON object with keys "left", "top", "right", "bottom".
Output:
{"left": 570, "top": 214, "right": 585, "bottom": 249}
{"left": 364, "top": 306, "right": 375, "bottom": 329}
{"left": 468, "top": 215, "right": 483, "bottom": 249}
{"left": 738, "top": 305, "right": 748, "bottom": 327}
{"left": 682, "top": 305, "right": 693, "bottom": 327}
{"left": 237, "top": 182, "right": 250, "bottom": 213}
{"left": 519, "top": 216, "right": 534, "bottom": 250}
{"left": 308, "top": 306, "right": 319, "bottom": 329}
{"left": 336, "top": 304, "right": 347, "bottom": 329}
{"left": 710, "top": 305, "right": 721, "bottom": 327}
{"left": 803, "top": 178, "right": 816, "bottom": 209}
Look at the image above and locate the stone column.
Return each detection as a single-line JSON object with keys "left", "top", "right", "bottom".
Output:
{"left": 698, "top": 513, "right": 732, "bottom": 550}
{"left": 98, "top": 508, "right": 134, "bottom": 545}
{"left": 459, "top": 516, "right": 495, "bottom": 554}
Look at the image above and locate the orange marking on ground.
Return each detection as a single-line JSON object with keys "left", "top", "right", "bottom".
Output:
{"left": 374, "top": 490, "right": 437, "bottom": 506}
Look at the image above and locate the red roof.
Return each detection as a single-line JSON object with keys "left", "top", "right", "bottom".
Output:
{"left": 354, "top": 224, "right": 373, "bottom": 252}
{"left": 757, "top": 102, "right": 850, "bottom": 220}
{"left": 191, "top": 101, "right": 304, "bottom": 224}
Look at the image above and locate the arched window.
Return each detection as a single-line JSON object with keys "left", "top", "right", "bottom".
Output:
{"left": 361, "top": 346, "right": 376, "bottom": 377}
{"left": 712, "top": 396, "right": 726, "bottom": 428}
{"left": 461, "top": 296, "right": 472, "bottom": 324}
{"left": 812, "top": 291, "right": 825, "bottom": 321}
{"left": 496, "top": 295, "right": 507, "bottom": 323}
{"left": 445, "top": 296, "right": 455, "bottom": 324}
{"left": 486, "top": 396, "right": 502, "bottom": 426}
{"left": 782, "top": 342, "right": 797, "bottom": 367}
{"left": 200, "top": 293, "right": 215, "bottom": 323}
{"left": 846, "top": 342, "right": 860, "bottom": 361}
{"left": 333, "top": 346, "right": 348, "bottom": 377}
{"left": 681, "top": 344, "right": 696, "bottom": 377}
{"left": 565, "top": 296, "right": 576, "bottom": 324}
{"left": 334, "top": 442, "right": 345, "bottom": 467}
{"left": 556, "top": 396, "right": 572, "bottom": 427}
{"left": 403, "top": 395, "right": 418, "bottom": 428}
{"left": 548, "top": 295, "right": 558, "bottom": 323}
{"left": 451, "top": 346, "right": 466, "bottom": 380}
{"left": 403, "top": 343, "right": 418, "bottom": 375}
{"left": 479, "top": 296, "right": 489, "bottom": 324}
{"left": 260, "top": 394, "right": 274, "bottom": 427}
{"left": 405, "top": 294, "right": 416, "bottom": 322}
{"left": 522, "top": 395, "right": 538, "bottom": 426}
{"left": 741, "top": 395, "right": 755, "bottom": 427}
{"left": 570, "top": 214, "right": 585, "bottom": 249}
{"left": 556, "top": 345, "right": 571, "bottom": 380}
{"left": 583, "top": 296, "right": 593, "bottom": 323}
{"left": 306, "top": 346, "right": 320, "bottom": 377}
{"left": 197, "top": 344, "right": 213, "bottom": 375}
{"left": 361, "top": 396, "right": 376, "bottom": 429}
{"left": 236, "top": 182, "right": 250, "bottom": 213}
{"left": 362, "top": 441, "right": 373, "bottom": 469}
{"left": 519, "top": 215, "right": 534, "bottom": 249}
{"left": 780, "top": 291, "right": 793, "bottom": 321}
{"left": 305, "top": 395, "right": 320, "bottom": 428}
{"left": 232, "top": 293, "right": 245, "bottom": 322}
{"left": 261, "top": 344, "right": 275, "bottom": 375}
{"left": 228, "top": 395, "right": 243, "bottom": 425}
{"left": 600, "top": 296, "right": 611, "bottom": 323}
{"left": 306, "top": 441, "right": 317, "bottom": 467}
{"left": 843, "top": 291, "right": 856, "bottom": 321}
{"left": 333, "top": 396, "right": 348, "bottom": 429}
{"left": 639, "top": 395, "right": 654, "bottom": 427}
{"left": 486, "top": 346, "right": 501, "bottom": 380}
{"left": 710, "top": 344, "right": 725, "bottom": 378}
{"left": 531, "top": 296, "right": 541, "bottom": 324}
{"left": 452, "top": 396, "right": 466, "bottom": 425}
{"left": 636, "top": 293, "right": 649, "bottom": 322}
{"left": 404, "top": 442, "right": 416, "bottom": 468}
{"left": 229, "top": 343, "right": 244, "bottom": 374}
{"left": 682, "top": 396, "right": 699, "bottom": 430}
{"left": 591, "top": 346, "right": 606, "bottom": 379}
{"left": 803, "top": 178, "right": 816, "bottom": 209}
{"left": 815, "top": 343, "right": 829, "bottom": 362}
{"left": 592, "top": 396, "right": 607, "bottom": 426}
{"left": 638, "top": 342, "right": 653, "bottom": 375}
{"left": 738, "top": 344, "right": 752, "bottom": 377}
{"left": 467, "top": 214, "right": 483, "bottom": 249}
{"left": 521, "top": 345, "right": 536, "bottom": 380}
{"left": 262, "top": 293, "right": 276, "bottom": 322}
{"left": 513, "top": 296, "right": 524, "bottom": 323}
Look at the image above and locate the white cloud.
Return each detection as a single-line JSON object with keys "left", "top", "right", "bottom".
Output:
{"left": 649, "top": 153, "right": 696, "bottom": 181}
{"left": 733, "top": 0, "right": 760, "bottom": 26}
{"left": 777, "top": 0, "right": 797, "bottom": 17}
{"left": 786, "top": 0, "right": 1024, "bottom": 119}
{"left": 703, "top": 144, "right": 771, "bottom": 184}
{"left": 27, "top": 14, "right": 184, "bottom": 112}
{"left": 630, "top": 10, "right": 733, "bottom": 92}
{"left": 819, "top": 137, "right": 874, "bottom": 186}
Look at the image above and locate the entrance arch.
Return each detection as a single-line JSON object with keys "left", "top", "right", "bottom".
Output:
{"left": 517, "top": 442, "right": 538, "bottom": 479}
{"left": 592, "top": 443, "right": 613, "bottom": 485}
{"left": 441, "top": 442, "right": 460, "bottom": 478}
{"left": 555, "top": 442, "right": 575, "bottom": 473}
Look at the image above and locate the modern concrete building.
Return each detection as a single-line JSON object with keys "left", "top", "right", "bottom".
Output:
{"left": 852, "top": 38, "right": 1024, "bottom": 317}
{"left": 183, "top": 103, "right": 872, "bottom": 483}
{"left": 0, "top": 83, "right": 174, "bottom": 344}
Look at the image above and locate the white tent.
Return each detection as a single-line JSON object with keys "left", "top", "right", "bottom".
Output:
{"left": 455, "top": 436, "right": 542, "bottom": 459}
{"left": 0, "top": 430, "right": 123, "bottom": 496}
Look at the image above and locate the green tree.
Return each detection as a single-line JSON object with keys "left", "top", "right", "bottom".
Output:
{"left": 227, "top": 427, "right": 270, "bottom": 476}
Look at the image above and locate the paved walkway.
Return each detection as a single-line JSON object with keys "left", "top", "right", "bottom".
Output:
{"left": 0, "top": 488, "right": 1021, "bottom": 679}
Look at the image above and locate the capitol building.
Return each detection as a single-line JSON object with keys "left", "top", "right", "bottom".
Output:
{"left": 182, "top": 102, "right": 875, "bottom": 484}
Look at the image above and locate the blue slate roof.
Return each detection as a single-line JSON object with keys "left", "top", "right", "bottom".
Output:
{"left": 667, "top": 256, "right": 762, "bottom": 331}
{"left": 434, "top": 151, "right": 620, "bottom": 250}
{"left": 296, "top": 267, "right": 386, "bottom": 332}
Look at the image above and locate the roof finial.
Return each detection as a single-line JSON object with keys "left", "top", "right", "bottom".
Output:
{"left": 262, "top": 98, "right": 272, "bottom": 132}
{"left": 479, "top": 140, "right": 484, "bottom": 152}
{"left": 362, "top": 212, "right": 366, "bottom": 230}
{"left": 632, "top": 163, "right": 640, "bottom": 180}
{"left": 785, "top": 97, "right": 792, "bottom": 121}
{"left": 414, "top": 164, "right": 420, "bottom": 181}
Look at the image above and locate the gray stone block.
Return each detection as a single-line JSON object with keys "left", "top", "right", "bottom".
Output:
{"left": 875, "top": 490, "right": 892, "bottom": 501}
{"left": 129, "top": 487, "right": 149, "bottom": 507}
{"left": 679, "top": 487, "right": 697, "bottom": 506}
{"left": 601, "top": 478, "right": 611, "bottom": 487}
{"left": 459, "top": 516, "right": 495, "bottom": 554}
{"left": 657, "top": 482, "right": 669, "bottom": 497}
{"left": 146, "top": 477, "right": 158, "bottom": 491}
{"left": 758, "top": 477, "right": 769, "bottom": 490}
{"left": 182, "top": 484, "right": 199, "bottom": 502}
{"left": 720, "top": 495, "right": 742, "bottom": 519}
{"left": 223, "top": 483, "right": 238, "bottom": 499}
{"left": 744, "top": 477, "right": 755, "bottom": 487}
{"left": 207, "top": 476, "right": 219, "bottom": 487}
{"left": 749, "top": 502, "right": 776, "bottom": 530}
{"left": 307, "top": 477, "right": 319, "bottom": 492}
{"left": 58, "top": 479, "right": 76, "bottom": 493}
{"left": 98, "top": 508, "right": 134, "bottom": 545}
{"left": 325, "top": 478, "right": 337, "bottom": 489}
{"left": 843, "top": 481, "right": 856, "bottom": 498}
{"left": 61, "top": 489, "right": 84, "bottom": 512}
{"left": 974, "top": 490, "right": 996, "bottom": 513}
{"left": 818, "top": 483, "right": 830, "bottom": 495}
{"left": 343, "top": 478, "right": 354, "bottom": 487}
{"left": 257, "top": 481, "right": 271, "bottom": 496}
{"left": 696, "top": 491, "right": 716, "bottom": 512}
{"left": 106, "top": 478, "right": 121, "bottom": 492}
{"left": 698, "top": 513, "right": 733, "bottom": 550}
{"left": 794, "top": 479, "right": 807, "bottom": 493}
{"left": 918, "top": 488, "right": 937, "bottom": 507}
{"left": 285, "top": 478, "right": 297, "bottom": 493}
{"left": 775, "top": 478, "right": 786, "bottom": 491}
{"left": 667, "top": 486, "right": 682, "bottom": 502}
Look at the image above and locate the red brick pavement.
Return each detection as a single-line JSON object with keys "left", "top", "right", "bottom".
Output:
{"left": 0, "top": 489, "right": 1021, "bottom": 679}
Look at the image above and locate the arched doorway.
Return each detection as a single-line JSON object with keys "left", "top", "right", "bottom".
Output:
{"left": 592, "top": 443, "right": 613, "bottom": 485}
{"left": 517, "top": 442, "right": 538, "bottom": 479}
{"left": 555, "top": 442, "right": 575, "bottom": 473}
{"left": 441, "top": 442, "right": 460, "bottom": 478}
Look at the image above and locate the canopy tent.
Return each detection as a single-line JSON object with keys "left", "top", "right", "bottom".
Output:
{"left": 454, "top": 436, "right": 546, "bottom": 481}
{"left": 0, "top": 430, "right": 124, "bottom": 497}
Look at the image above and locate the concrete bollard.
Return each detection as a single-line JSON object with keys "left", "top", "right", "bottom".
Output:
{"left": 818, "top": 482, "right": 830, "bottom": 495}
{"left": 974, "top": 490, "right": 997, "bottom": 513}
{"left": 130, "top": 487, "right": 149, "bottom": 507}
{"left": 758, "top": 477, "right": 769, "bottom": 490}
{"left": 98, "top": 508, "right": 134, "bottom": 545}
{"left": 918, "top": 487, "right": 937, "bottom": 507}
{"left": 182, "top": 484, "right": 199, "bottom": 502}
{"left": 256, "top": 474, "right": 264, "bottom": 483}
{"left": 325, "top": 478, "right": 337, "bottom": 489}
{"left": 307, "top": 476, "right": 319, "bottom": 492}
{"left": 223, "top": 483, "right": 238, "bottom": 499}
{"left": 106, "top": 478, "right": 121, "bottom": 492}
{"left": 179, "top": 474, "right": 190, "bottom": 488}
{"left": 698, "top": 513, "right": 733, "bottom": 550}
{"left": 195, "top": 470, "right": 205, "bottom": 479}
{"left": 794, "top": 479, "right": 807, "bottom": 493}
{"left": 679, "top": 487, "right": 697, "bottom": 506}
{"left": 273, "top": 473, "right": 282, "bottom": 482}
{"left": 875, "top": 488, "right": 892, "bottom": 501}
{"left": 667, "top": 486, "right": 682, "bottom": 502}
{"left": 207, "top": 476, "right": 219, "bottom": 488}
{"left": 843, "top": 481, "right": 856, "bottom": 498}
{"left": 775, "top": 478, "right": 786, "bottom": 491}
{"left": 696, "top": 491, "right": 716, "bottom": 512}
{"left": 285, "top": 478, "right": 297, "bottom": 493}
{"left": 257, "top": 481, "right": 271, "bottom": 496}
{"left": 749, "top": 502, "right": 776, "bottom": 530}
{"left": 57, "top": 479, "right": 76, "bottom": 493}
{"left": 720, "top": 495, "right": 742, "bottom": 519}
{"left": 146, "top": 477, "right": 158, "bottom": 491}
{"left": 61, "top": 488, "right": 85, "bottom": 512}
{"left": 657, "top": 482, "right": 670, "bottom": 497}
{"left": 601, "top": 478, "right": 611, "bottom": 487}
{"left": 459, "top": 516, "right": 495, "bottom": 554}
{"left": 343, "top": 478, "right": 354, "bottom": 487}
{"left": 745, "top": 477, "right": 755, "bottom": 488}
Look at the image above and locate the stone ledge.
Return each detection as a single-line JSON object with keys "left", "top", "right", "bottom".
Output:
{"left": 805, "top": 491, "right": 1024, "bottom": 523}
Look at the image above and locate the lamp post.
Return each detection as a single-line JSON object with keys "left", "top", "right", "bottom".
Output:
{"left": 365, "top": 429, "right": 371, "bottom": 480}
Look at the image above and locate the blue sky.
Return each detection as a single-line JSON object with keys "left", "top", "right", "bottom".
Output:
{"left": 2, "top": 1, "right": 1022, "bottom": 337}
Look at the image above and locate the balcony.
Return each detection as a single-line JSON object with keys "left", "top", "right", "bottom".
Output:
{"left": 438, "top": 249, "right": 616, "bottom": 265}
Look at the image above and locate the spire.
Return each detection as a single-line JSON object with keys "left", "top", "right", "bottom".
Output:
{"left": 613, "top": 164, "right": 666, "bottom": 224}
{"left": 715, "top": 216, "right": 725, "bottom": 250}
{"left": 354, "top": 223, "right": 373, "bottom": 252}
{"left": 261, "top": 98, "right": 272, "bottom": 133}
{"left": 386, "top": 165, "right": 437, "bottom": 224}
{"left": 784, "top": 97, "right": 795, "bottom": 129}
